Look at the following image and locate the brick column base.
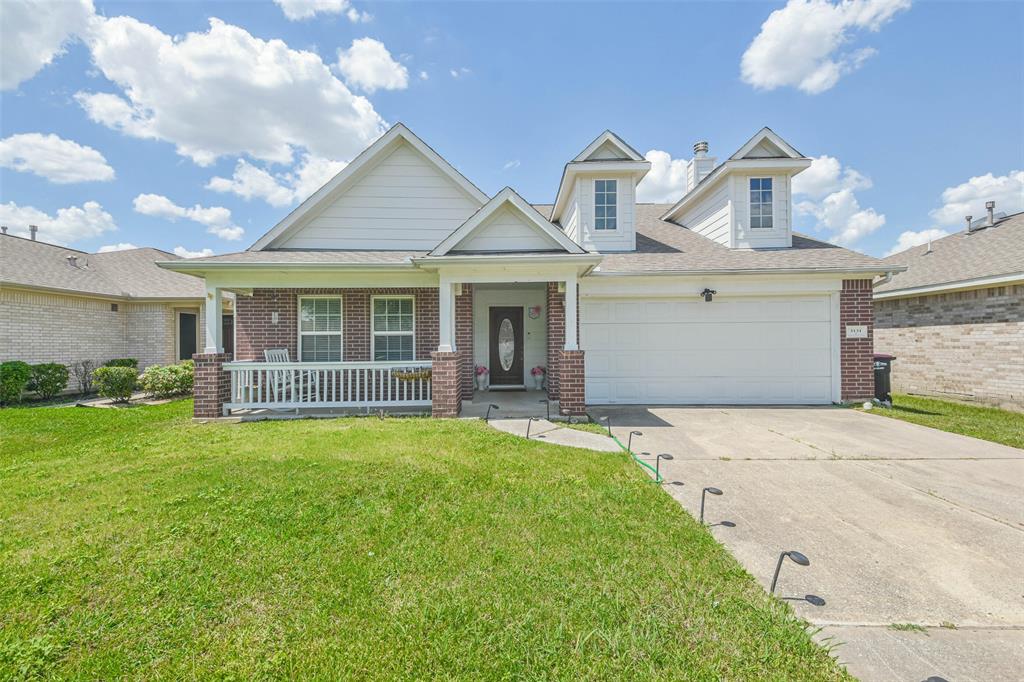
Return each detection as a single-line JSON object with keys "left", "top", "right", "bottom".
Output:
{"left": 558, "top": 349, "right": 586, "bottom": 416}
{"left": 193, "top": 352, "right": 231, "bottom": 418}
{"left": 431, "top": 351, "right": 461, "bottom": 418}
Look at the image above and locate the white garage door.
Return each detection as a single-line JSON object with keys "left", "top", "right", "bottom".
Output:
{"left": 582, "top": 295, "right": 836, "bottom": 405}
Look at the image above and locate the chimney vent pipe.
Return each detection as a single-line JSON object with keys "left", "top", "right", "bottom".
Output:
{"left": 29, "top": 224, "right": 38, "bottom": 240}
{"left": 0, "top": 225, "right": 7, "bottom": 234}
{"left": 985, "top": 201, "right": 995, "bottom": 226}
{"left": 693, "top": 141, "right": 709, "bottom": 158}
{"left": 965, "top": 215, "right": 973, "bottom": 231}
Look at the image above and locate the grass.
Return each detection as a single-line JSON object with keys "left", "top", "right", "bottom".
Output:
{"left": 887, "top": 623, "right": 928, "bottom": 634}
{"left": 0, "top": 401, "right": 849, "bottom": 680}
{"left": 864, "top": 393, "right": 1024, "bottom": 449}
{"left": 561, "top": 421, "right": 611, "bottom": 437}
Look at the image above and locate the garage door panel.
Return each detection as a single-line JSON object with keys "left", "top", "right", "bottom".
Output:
{"left": 582, "top": 295, "right": 835, "bottom": 405}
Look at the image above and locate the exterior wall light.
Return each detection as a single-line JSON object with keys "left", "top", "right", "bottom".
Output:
{"left": 770, "top": 550, "right": 810, "bottom": 594}
{"left": 700, "top": 288, "right": 717, "bottom": 302}
{"left": 700, "top": 486, "right": 723, "bottom": 524}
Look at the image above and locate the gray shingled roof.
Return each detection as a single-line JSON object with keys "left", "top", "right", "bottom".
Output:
{"left": 0, "top": 235, "right": 205, "bottom": 299}
{"left": 875, "top": 212, "right": 1024, "bottom": 294}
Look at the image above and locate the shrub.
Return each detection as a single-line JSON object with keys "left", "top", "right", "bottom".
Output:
{"left": 27, "top": 363, "right": 70, "bottom": 400}
{"left": 139, "top": 361, "right": 194, "bottom": 398}
{"left": 103, "top": 358, "right": 138, "bottom": 369}
{"left": 92, "top": 366, "right": 138, "bottom": 403}
{"left": 71, "top": 360, "right": 98, "bottom": 394}
{"left": 0, "top": 361, "right": 32, "bottom": 405}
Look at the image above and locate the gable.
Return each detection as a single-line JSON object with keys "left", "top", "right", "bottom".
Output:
{"left": 451, "top": 205, "right": 564, "bottom": 253}
{"left": 275, "top": 140, "right": 483, "bottom": 250}
{"left": 743, "top": 138, "right": 788, "bottom": 158}
{"left": 573, "top": 130, "right": 644, "bottom": 162}
{"left": 587, "top": 139, "right": 633, "bottom": 160}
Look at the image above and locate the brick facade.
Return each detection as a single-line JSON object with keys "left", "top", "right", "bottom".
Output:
{"left": 558, "top": 350, "right": 586, "bottom": 416}
{"left": 193, "top": 352, "right": 231, "bottom": 418}
{"left": 545, "top": 282, "right": 565, "bottom": 400}
{"left": 455, "top": 284, "right": 474, "bottom": 399}
{"left": 874, "top": 284, "right": 1023, "bottom": 409}
{"left": 235, "top": 288, "right": 438, "bottom": 362}
{"left": 840, "top": 279, "right": 874, "bottom": 401}
{"left": 430, "top": 351, "right": 461, "bottom": 417}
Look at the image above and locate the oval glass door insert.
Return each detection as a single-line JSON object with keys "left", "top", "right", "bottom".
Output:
{"left": 498, "top": 318, "right": 514, "bottom": 371}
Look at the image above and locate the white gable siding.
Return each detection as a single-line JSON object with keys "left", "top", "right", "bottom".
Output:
{"left": 577, "top": 174, "right": 636, "bottom": 252}
{"left": 744, "top": 139, "right": 786, "bottom": 158}
{"left": 733, "top": 173, "right": 792, "bottom": 248}
{"left": 587, "top": 140, "right": 631, "bottom": 160}
{"left": 562, "top": 182, "right": 580, "bottom": 243}
{"left": 452, "top": 205, "right": 562, "bottom": 252}
{"left": 678, "top": 176, "right": 732, "bottom": 246}
{"left": 277, "top": 142, "right": 481, "bottom": 250}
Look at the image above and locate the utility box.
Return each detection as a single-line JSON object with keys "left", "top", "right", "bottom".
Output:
{"left": 873, "top": 354, "right": 896, "bottom": 403}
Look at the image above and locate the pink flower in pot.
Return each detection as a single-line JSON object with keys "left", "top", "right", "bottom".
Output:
{"left": 475, "top": 365, "right": 489, "bottom": 391}
{"left": 530, "top": 366, "right": 545, "bottom": 390}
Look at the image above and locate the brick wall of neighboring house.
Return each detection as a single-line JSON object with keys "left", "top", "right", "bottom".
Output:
{"left": 125, "top": 303, "right": 181, "bottom": 370}
{"left": 193, "top": 352, "right": 231, "bottom": 418}
{"left": 840, "top": 279, "right": 875, "bottom": 402}
{"left": 234, "top": 288, "right": 439, "bottom": 362}
{"left": 874, "top": 284, "right": 1024, "bottom": 409}
{"left": 455, "top": 285, "right": 474, "bottom": 399}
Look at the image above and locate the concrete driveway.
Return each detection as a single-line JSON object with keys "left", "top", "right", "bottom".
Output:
{"left": 590, "top": 406, "right": 1024, "bottom": 682}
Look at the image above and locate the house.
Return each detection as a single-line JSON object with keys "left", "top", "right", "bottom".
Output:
{"left": 874, "top": 207, "right": 1023, "bottom": 409}
{"left": 159, "top": 124, "right": 898, "bottom": 418}
{"left": 0, "top": 232, "right": 234, "bottom": 390}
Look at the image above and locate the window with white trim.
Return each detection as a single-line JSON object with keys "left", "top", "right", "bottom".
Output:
{"left": 594, "top": 179, "right": 617, "bottom": 230}
{"left": 298, "top": 297, "right": 342, "bottom": 361}
{"left": 749, "top": 177, "right": 774, "bottom": 229}
{"left": 372, "top": 296, "right": 415, "bottom": 361}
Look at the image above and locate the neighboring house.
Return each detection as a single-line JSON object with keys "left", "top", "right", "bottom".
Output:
{"left": 875, "top": 208, "right": 1023, "bottom": 409}
{"left": 159, "top": 124, "right": 897, "bottom": 418}
{"left": 0, "top": 233, "right": 234, "bottom": 390}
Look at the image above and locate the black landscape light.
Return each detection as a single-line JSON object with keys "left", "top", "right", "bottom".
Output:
{"left": 539, "top": 398, "right": 549, "bottom": 420}
{"left": 485, "top": 404, "right": 500, "bottom": 422}
{"left": 770, "top": 550, "right": 810, "bottom": 594}
{"left": 700, "top": 287, "right": 717, "bottom": 303}
{"left": 656, "top": 453, "right": 673, "bottom": 482}
{"left": 599, "top": 415, "right": 612, "bottom": 436}
{"left": 700, "top": 486, "right": 723, "bottom": 524}
{"left": 627, "top": 430, "right": 643, "bottom": 453}
{"left": 526, "top": 417, "right": 540, "bottom": 440}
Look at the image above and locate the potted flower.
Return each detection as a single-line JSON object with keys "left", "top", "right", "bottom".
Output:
{"left": 475, "top": 365, "right": 489, "bottom": 391}
{"left": 530, "top": 366, "right": 545, "bottom": 390}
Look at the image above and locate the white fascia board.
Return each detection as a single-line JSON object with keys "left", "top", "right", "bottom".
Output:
{"left": 660, "top": 158, "right": 810, "bottom": 222}
{"left": 156, "top": 260, "right": 418, "bottom": 273}
{"left": 431, "top": 187, "right": 586, "bottom": 256}
{"left": 551, "top": 160, "right": 652, "bottom": 222}
{"left": 589, "top": 265, "right": 895, "bottom": 277}
{"left": 581, "top": 273, "right": 848, "bottom": 297}
{"left": 573, "top": 130, "right": 645, "bottom": 162}
{"left": 248, "top": 123, "right": 488, "bottom": 251}
{"left": 414, "top": 253, "right": 602, "bottom": 267}
{"left": 200, "top": 268, "right": 438, "bottom": 290}
{"left": 873, "top": 271, "right": 1024, "bottom": 300}
{"left": 730, "top": 127, "right": 805, "bottom": 160}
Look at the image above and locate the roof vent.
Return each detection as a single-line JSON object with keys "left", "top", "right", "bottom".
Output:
{"left": 1, "top": 225, "right": 7, "bottom": 234}
{"left": 29, "top": 224, "right": 38, "bottom": 241}
{"left": 66, "top": 255, "right": 78, "bottom": 267}
{"left": 693, "top": 141, "right": 709, "bottom": 158}
{"left": 986, "top": 200, "right": 995, "bottom": 226}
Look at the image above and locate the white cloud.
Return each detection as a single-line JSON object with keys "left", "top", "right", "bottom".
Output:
{"left": 0, "top": 132, "right": 115, "bottom": 183}
{"left": 418, "top": 70, "right": 429, "bottom": 80}
{"left": 133, "top": 193, "right": 244, "bottom": 241}
{"left": 0, "top": 200, "right": 116, "bottom": 245}
{"left": 502, "top": 159, "right": 520, "bottom": 171}
{"left": 636, "top": 150, "right": 689, "bottom": 203}
{"left": 76, "top": 16, "right": 386, "bottom": 166}
{"left": 336, "top": 38, "right": 408, "bottom": 94}
{"left": 0, "top": 0, "right": 94, "bottom": 90}
{"left": 449, "top": 67, "right": 471, "bottom": 78}
{"left": 207, "top": 153, "right": 347, "bottom": 207}
{"left": 97, "top": 242, "right": 138, "bottom": 252}
{"left": 884, "top": 228, "right": 949, "bottom": 257}
{"left": 929, "top": 170, "right": 1024, "bottom": 227}
{"left": 273, "top": 0, "right": 369, "bottom": 21}
{"left": 793, "top": 155, "right": 884, "bottom": 245}
{"left": 173, "top": 246, "right": 215, "bottom": 259}
{"left": 741, "top": 0, "right": 911, "bottom": 94}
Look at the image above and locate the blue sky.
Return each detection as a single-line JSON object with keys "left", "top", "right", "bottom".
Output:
{"left": 1, "top": 0, "right": 1021, "bottom": 258}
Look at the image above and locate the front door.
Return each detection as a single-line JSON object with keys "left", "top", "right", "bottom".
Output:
{"left": 489, "top": 307, "right": 524, "bottom": 387}
{"left": 178, "top": 312, "right": 197, "bottom": 361}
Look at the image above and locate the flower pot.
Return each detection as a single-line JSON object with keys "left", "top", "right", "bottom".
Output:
{"left": 476, "top": 375, "right": 489, "bottom": 391}
{"left": 533, "top": 376, "right": 543, "bottom": 390}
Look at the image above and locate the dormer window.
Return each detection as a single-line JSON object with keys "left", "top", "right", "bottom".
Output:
{"left": 749, "top": 178, "right": 773, "bottom": 229}
{"left": 594, "top": 179, "right": 617, "bottom": 230}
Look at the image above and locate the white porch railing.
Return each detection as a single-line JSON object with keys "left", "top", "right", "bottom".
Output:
{"left": 223, "top": 361, "right": 432, "bottom": 413}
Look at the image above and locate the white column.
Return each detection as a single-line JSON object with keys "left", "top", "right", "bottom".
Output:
{"left": 438, "top": 278, "right": 455, "bottom": 352}
{"left": 204, "top": 284, "right": 223, "bottom": 353}
{"left": 564, "top": 276, "right": 578, "bottom": 350}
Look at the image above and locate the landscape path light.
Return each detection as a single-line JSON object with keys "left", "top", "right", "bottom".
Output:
{"left": 627, "top": 430, "right": 642, "bottom": 453}
{"left": 485, "top": 404, "right": 499, "bottom": 422}
{"left": 598, "top": 415, "right": 612, "bottom": 436}
{"left": 655, "top": 453, "right": 673, "bottom": 482}
{"left": 770, "top": 551, "right": 810, "bottom": 594}
{"left": 526, "top": 417, "right": 541, "bottom": 440}
{"left": 700, "top": 486, "right": 723, "bottom": 524}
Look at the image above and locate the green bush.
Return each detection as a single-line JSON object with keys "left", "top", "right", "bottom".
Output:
{"left": 27, "top": 363, "right": 70, "bottom": 400}
{"left": 103, "top": 358, "right": 138, "bottom": 369}
{"left": 0, "top": 361, "right": 32, "bottom": 405}
{"left": 138, "top": 361, "right": 194, "bottom": 398}
{"left": 92, "top": 366, "right": 138, "bottom": 403}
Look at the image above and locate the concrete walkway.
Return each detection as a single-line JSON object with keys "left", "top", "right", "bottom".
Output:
{"left": 486, "top": 418, "right": 621, "bottom": 452}
{"left": 590, "top": 405, "right": 1024, "bottom": 682}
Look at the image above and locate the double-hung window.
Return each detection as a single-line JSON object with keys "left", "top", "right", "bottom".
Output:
{"left": 594, "top": 179, "right": 617, "bottom": 230}
{"left": 372, "top": 296, "right": 415, "bottom": 362}
{"left": 298, "top": 297, "right": 342, "bottom": 361}
{"left": 749, "top": 178, "right": 773, "bottom": 229}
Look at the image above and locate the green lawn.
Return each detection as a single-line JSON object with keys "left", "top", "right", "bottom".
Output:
{"left": 866, "top": 393, "right": 1024, "bottom": 449}
{"left": 0, "top": 401, "right": 847, "bottom": 680}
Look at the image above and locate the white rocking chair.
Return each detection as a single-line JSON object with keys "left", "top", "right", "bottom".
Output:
{"left": 263, "top": 348, "right": 297, "bottom": 409}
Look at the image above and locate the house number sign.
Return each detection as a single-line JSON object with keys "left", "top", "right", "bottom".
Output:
{"left": 845, "top": 325, "right": 868, "bottom": 339}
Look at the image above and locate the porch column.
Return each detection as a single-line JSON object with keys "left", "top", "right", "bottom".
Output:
{"left": 564, "top": 276, "right": 578, "bottom": 350}
{"left": 204, "top": 284, "right": 224, "bottom": 353}
{"left": 559, "top": 275, "right": 585, "bottom": 416}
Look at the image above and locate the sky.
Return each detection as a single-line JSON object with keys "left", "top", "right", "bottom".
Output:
{"left": 1, "top": 0, "right": 1022, "bottom": 259}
